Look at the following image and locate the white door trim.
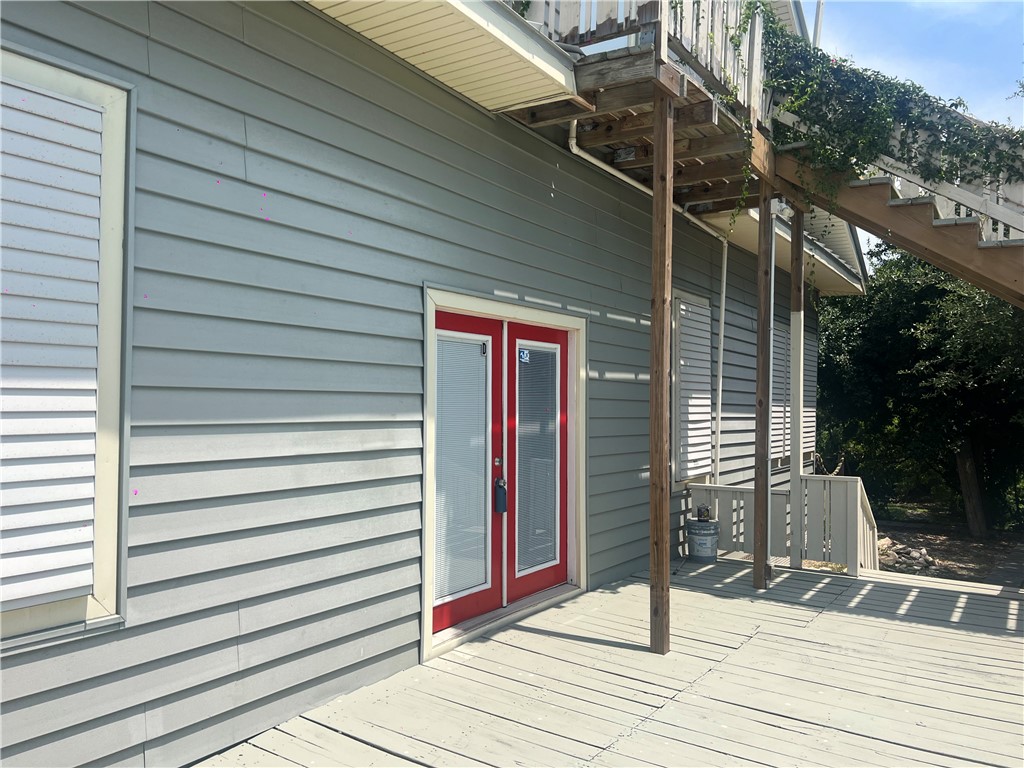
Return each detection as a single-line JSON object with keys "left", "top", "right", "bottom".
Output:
{"left": 422, "top": 288, "right": 588, "bottom": 662}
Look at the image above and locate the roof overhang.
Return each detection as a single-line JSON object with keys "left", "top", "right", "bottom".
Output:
{"left": 305, "top": 0, "right": 579, "bottom": 111}
{"left": 701, "top": 208, "right": 866, "bottom": 296}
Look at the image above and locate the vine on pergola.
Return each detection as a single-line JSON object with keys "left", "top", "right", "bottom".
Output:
{"left": 730, "top": 1, "right": 1024, "bottom": 190}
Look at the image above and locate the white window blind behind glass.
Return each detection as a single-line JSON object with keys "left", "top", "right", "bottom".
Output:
{"left": 434, "top": 336, "right": 489, "bottom": 602}
{"left": 0, "top": 79, "right": 103, "bottom": 611}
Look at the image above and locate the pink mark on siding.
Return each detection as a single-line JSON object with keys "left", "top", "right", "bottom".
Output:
{"left": 132, "top": 489, "right": 139, "bottom": 496}
{"left": 143, "top": 293, "right": 149, "bottom": 299}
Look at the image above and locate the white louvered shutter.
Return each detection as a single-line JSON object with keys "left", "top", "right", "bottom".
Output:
{"left": 771, "top": 323, "right": 790, "bottom": 459}
{"left": 803, "top": 325, "right": 817, "bottom": 455}
{"left": 1, "top": 79, "right": 102, "bottom": 611}
{"left": 673, "top": 292, "right": 712, "bottom": 483}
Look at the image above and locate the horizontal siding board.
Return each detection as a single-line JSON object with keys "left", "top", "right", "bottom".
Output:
{"left": 131, "top": 265, "right": 423, "bottom": 341}
{"left": 135, "top": 113, "right": 247, "bottom": 177}
{"left": 238, "top": 559, "right": 421, "bottom": 635}
{"left": 130, "top": 349, "right": 421, "bottom": 394}
{"left": 238, "top": 588, "right": 418, "bottom": 670}
{"left": 0, "top": 705, "right": 147, "bottom": 768}
{"left": 129, "top": 451, "right": 422, "bottom": 508}
{"left": 145, "top": 619, "right": 418, "bottom": 742}
{"left": 129, "top": 478, "right": 422, "bottom": 547}
{"left": 131, "top": 232, "right": 422, "bottom": 322}
{"left": 142, "top": 646, "right": 417, "bottom": 768}
{"left": 1, "top": 606, "right": 241, "bottom": 702}
{"left": 129, "top": 504, "right": 421, "bottom": 584}
{"left": 130, "top": 424, "right": 423, "bottom": 466}
{"left": 126, "top": 532, "right": 421, "bottom": 625}
{"left": 129, "top": 388, "right": 422, "bottom": 426}
{"left": 3, "top": 641, "right": 239, "bottom": 745}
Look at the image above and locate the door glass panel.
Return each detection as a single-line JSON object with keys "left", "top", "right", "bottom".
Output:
{"left": 517, "top": 345, "right": 558, "bottom": 572}
{"left": 435, "top": 337, "right": 489, "bottom": 601}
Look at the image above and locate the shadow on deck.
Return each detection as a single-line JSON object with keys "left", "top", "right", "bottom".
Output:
{"left": 202, "top": 560, "right": 1023, "bottom": 767}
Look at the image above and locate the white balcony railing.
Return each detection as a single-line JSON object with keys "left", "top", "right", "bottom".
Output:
{"left": 690, "top": 474, "right": 879, "bottom": 575}
{"left": 521, "top": 0, "right": 765, "bottom": 120}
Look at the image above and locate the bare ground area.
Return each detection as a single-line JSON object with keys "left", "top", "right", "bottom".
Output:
{"left": 875, "top": 523, "right": 1022, "bottom": 582}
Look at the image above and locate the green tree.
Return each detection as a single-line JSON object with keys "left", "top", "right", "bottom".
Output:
{"left": 817, "top": 245, "right": 1024, "bottom": 537}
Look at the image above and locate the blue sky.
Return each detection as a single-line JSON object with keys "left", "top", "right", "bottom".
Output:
{"left": 798, "top": 1, "right": 1023, "bottom": 255}
{"left": 802, "top": 0, "right": 1024, "bottom": 126}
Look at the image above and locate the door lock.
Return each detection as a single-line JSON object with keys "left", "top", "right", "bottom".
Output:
{"left": 494, "top": 477, "right": 507, "bottom": 514}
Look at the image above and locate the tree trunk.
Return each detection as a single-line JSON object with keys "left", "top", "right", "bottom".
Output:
{"left": 955, "top": 438, "right": 987, "bottom": 539}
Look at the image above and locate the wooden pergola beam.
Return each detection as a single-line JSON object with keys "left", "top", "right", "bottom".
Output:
{"left": 672, "top": 180, "right": 747, "bottom": 205}
{"left": 510, "top": 74, "right": 686, "bottom": 127}
{"left": 674, "top": 158, "right": 749, "bottom": 187}
{"left": 614, "top": 134, "right": 748, "bottom": 170}
{"left": 576, "top": 101, "right": 716, "bottom": 148}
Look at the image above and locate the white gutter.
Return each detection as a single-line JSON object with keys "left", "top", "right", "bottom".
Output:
{"left": 567, "top": 120, "right": 731, "bottom": 484}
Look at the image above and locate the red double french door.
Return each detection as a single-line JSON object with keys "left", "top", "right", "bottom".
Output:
{"left": 432, "top": 311, "right": 569, "bottom": 632}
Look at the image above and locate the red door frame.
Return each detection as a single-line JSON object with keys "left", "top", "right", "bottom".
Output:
{"left": 505, "top": 323, "right": 569, "bottom": 604}
{"left": 431, "top": 311, "right": 504, "bottom": 632}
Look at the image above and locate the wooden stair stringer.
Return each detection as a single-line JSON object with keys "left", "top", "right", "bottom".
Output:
{"left": 775, "top": 156, "right": 1024, "bottom": 308}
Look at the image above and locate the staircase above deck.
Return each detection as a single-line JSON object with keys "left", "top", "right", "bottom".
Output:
{"left": 776, "top": 156, "right": 1024, "bottom": 308}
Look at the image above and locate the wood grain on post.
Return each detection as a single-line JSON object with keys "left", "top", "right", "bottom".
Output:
{"left": 649, "top": 85, "right": 674, "bottom": 655}
{"left": 753, "top": 179, "right": 773, "bottom": 590}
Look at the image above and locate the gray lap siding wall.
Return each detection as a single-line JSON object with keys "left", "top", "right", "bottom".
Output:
{"left": 0, "top": 2, "right": 815, "bottom": 765}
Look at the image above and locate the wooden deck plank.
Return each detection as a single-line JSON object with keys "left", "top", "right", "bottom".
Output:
{"left": 452, "top": 640, "right": 672, "bottom": 706}
{"left": 443, "top": 646, "right": 666, "bottom": 712}
{"left": 304, "top": 700, "right": 493, "bottom": 767}
{"left": 196, "top": 742, "right": 302, "bottom": 767}
{"left": 274, "top": 717, "right": 419, "bottom": 767}
{"left": 669, "top": 692, "right": 968, "bottom": 768}
{"left": 428, "top": 656, "right": 649, "bottom": 728}
{"left": 689, "top": 670, "right": 1022, "bottom": 766}
{"left": 743, "top": 634, "right": 1024, "bottom": 709}
{"left": 208, "top": 562, "right": 1023, "bottom": 768}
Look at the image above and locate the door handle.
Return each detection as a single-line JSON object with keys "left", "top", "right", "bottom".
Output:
{"left": 494, "top": 477, "right": 507, "bottom": 514}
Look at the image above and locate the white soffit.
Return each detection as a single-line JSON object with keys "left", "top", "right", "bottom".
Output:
{"left": 309, "top": 0, "right": 577, "bottom": 111}
{"left": 701, "top": 209, "right": 865, "bottom": 296}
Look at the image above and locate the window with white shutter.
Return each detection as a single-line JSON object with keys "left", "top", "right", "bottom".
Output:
{"left": 1, "top": 50, "right": 128, "bottom": 640}
{"left": 671, "top": 291, "right": 712, "bottom": 488}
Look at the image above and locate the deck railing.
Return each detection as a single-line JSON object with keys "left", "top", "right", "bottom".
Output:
{"left": 519, "top": 0, "right": 765, "bottom": 120}
{"left": 689, "top": 474, "right": 878, "bottom": 575}
{"left": 774, "top": 110, "right": 1024, "bottom": 244}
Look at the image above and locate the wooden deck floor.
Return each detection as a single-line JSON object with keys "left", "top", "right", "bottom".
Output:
{"left": 201, "top": 561, "right": 1024, "bottom": 767}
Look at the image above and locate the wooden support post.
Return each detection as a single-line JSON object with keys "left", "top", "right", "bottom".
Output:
{"left": 789, "top": 208, "right": 805, "bottom": 570}
{"left": 753, "top": 179, "right": 773, "bottom": 590}
{"left": 649, "top": 77, "right": 674, "bottom": 657}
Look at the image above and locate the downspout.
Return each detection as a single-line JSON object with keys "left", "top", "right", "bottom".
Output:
{"left": 567, "top": 120, "right": 731, "bottom": 484}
